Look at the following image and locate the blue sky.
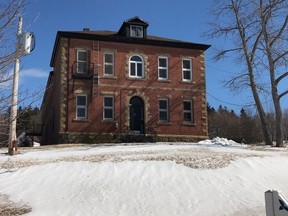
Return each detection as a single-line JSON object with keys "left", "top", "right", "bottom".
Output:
{"left": 18, "top": 0, "right": 287, "bottom": 113}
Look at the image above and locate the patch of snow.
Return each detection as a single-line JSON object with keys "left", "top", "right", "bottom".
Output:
{"left": 198, "top": 137, "right": 244, "bottom": 146}
{"left": 33, "top": 142, "right": 40, "bottom": 147}
{"left": 0, "top": 143, "right": 288, "bottom": 215}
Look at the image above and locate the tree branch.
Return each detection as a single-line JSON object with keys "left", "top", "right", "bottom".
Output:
{"left": 275, "top": 72, "right": 288, "bottom": 85}
{"left": 279, "top": 90, "right": 288, "bottom": 100}
{"left": 213, "top": 47, "right": 243, "bottom": 61}
{"left": 274, "top": 50, "right": 288, "bottom": 64}
{"left": 270, "top": 15, "right": 288, "bottom": 47}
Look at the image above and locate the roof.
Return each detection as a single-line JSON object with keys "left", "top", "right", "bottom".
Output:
{"left": 50, "top": 18, "right": 210, "bottom": 67}
{"left": 125, "top": 16, "right": 149, "bottom": 24}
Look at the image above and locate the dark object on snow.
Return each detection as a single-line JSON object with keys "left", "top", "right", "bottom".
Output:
{"left": 19, "top": 135, "right": 34, "bottom": 147}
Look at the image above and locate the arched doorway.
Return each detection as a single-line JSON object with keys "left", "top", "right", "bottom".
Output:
{"left": 129, "top": 96, "right": 145, "bottom": 134}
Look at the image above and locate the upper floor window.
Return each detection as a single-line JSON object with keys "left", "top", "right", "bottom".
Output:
{"left": 76, "top": 95, "right": 87, "bottom": 120}
{"left": 182, "top": 59, "right": 192, "bottom": 82}
{"left": 183, "top": 100, "right": 193, "bottom": 123}
{"left": 159, "top": 98, "right": 169, "bottom": 122}
{"left": 130, "top": 25, "right": 143, "bottom": 38}
{"left": 158, "top": 57, "right": 168, "bottom": 80}
{"left": 104, "top": 53, "right": 114, "bottom": 76}
{"left": 129, "top": 55, "right": 144, "bottom": 78}
{"left": 77, "top": 49, "right": 88, "bottom": 74}
{"left": 103, "top": 96, "right": 114, "bottom": 120}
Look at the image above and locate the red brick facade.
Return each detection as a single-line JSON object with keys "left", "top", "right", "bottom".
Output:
{"left": 41, "top": 17, "right": 210, "bottom": 144}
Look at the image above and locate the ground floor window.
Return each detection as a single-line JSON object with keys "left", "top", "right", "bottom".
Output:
{"left": 183, "top": 100, "right": 193, "bottom": 123}
{"left": 76, "top": 95, "right": 87, "bottom": 119}
{"left": 159, "top": 98, "right": 169, "bottom": 122}
{"left": 103, "top": 96, "right": 114, "bottom": 120}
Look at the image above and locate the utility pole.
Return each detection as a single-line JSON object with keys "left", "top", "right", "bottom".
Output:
{"left": 8, "top": 16, "right": 22, "bottom": 155}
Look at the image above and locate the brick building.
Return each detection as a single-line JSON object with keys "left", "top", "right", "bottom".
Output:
{"left": 41, "top": 17, "right": 210, "bottom": 144}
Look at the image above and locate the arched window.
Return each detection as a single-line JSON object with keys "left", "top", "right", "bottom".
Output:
{"left": 129, "top": 55, "right": 144, "bottom": 78}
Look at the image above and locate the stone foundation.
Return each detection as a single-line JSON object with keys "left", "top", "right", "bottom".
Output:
{"left": 55, "top": 132, "right": 207, "bottom": 144}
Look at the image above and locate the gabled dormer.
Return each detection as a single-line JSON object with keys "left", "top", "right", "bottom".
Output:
{"left": 118, "top": 16, "right": 149, "bottom": 38}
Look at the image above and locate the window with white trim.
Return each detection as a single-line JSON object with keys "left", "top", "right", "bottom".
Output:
{"left": 76, "top": 95, "right": 87, "bottom": 119}
{"left": 159, "top": 98, "right": 169, "bottom": 122}
{"left": 103, "top": 96, "right": 114, "bottom": 120}
{"left": 130, "top": 25, "right": 143, "bottom": 38}
{"left": 158, "top": 57, "right": 168, "bottom": 80}
{"left": 183, "top": 100, "right": 193, "bottom": 123}
{"left": 182, "top": 59, "right": 192, "bottom": 81}
{"left": 77, "top": 49, "right": 88, "bottom": 74}
{"left": 104, "top": 53, "right": 114, "bottom": 76}
{"left": 129, "top": 55, "right": 144, "bottom": 78}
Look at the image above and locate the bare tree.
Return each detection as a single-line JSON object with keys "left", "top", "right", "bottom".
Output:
{"left": 258, "top": 0, "right": 288, "bottom": 147}
{"left": 207, "top": 0, "right": 288, "bottom": 146}
{"left": 283, "top": 109, "right": 288, "bottom": 142}
{"left": 0, "top": 0, "right": 27, "bottom": 146}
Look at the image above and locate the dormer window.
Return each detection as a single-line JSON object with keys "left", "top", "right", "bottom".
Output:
{"left": 130, "top": 25, "right": 143, "bottom": 38}
{"left": 118, "top": 17, "right": 149, "bottom": 38}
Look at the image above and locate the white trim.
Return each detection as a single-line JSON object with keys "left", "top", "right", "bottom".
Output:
{"left": 159, "top": 98, "right": 169, "bottom": 122}
{"left": 130, "top": 25, "right": 143, "bottom": 38}
{"left": 129, "top": 55, "right": 144, "bottom": 78}
{"left": 182, "top": 58, "right": 192, "bottom": 82}
{"left": 158, "top": 56, "right": 168, "bottom": 80}
{"left": 183, "top": 99, "right": 193, "bottom": 123}
{"left": 103, "top": 96, "right": 114, "bottom": 120}
{"left": 76, "top": 94, "right": 87, "bottom": 119}
{"left": 104, "top": 52, "right": 114, "bottom": 76}
{"left": 76, "top": 49, "right": 88, "bottom": 74}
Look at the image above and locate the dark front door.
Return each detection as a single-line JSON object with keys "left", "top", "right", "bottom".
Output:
{"left": 130, "top": 96, "right": 144, "bottom": 134}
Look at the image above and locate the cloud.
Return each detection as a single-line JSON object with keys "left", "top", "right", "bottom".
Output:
{"left": 20, "top": 68, "right": 49, "bottom": 78}
{"left": 0, "top": 68, "right": 49, "bottom": 91}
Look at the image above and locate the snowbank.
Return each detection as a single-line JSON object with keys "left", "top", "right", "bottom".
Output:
{"left": 198, "top": 137, "right": 244, "bottom": 146}
{"left": 0, "top": 143, "right": 288, "bottom": 215}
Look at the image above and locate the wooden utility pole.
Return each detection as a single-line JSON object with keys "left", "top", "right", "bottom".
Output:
{"left": 8, "top": 16, "right": 22, "bottom": 155}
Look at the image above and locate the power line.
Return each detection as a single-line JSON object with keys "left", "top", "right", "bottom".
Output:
{"left": 206, "top": 64, "right": 239, "bottom": 75}
{"left": 206, "top": 91, "right": 255, "bottom": 108}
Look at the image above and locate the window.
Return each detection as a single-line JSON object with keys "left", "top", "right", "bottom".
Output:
{"left": 77, "top": 50, "right": 88, "bottom": 74}
{"left": 130, "top": 25, "right": 143, "bottom": 38}
{"left": 103, "top": 96, "right": 114, "bottom": 120}
{"left": 129, "top": 55, "right": 144, "bottom": 78}
{"left": 159, "top": 99, "right": 169, "bottom": 122}
{"left": 182, "top": 59, "right": 192, "bottom": 81}
{"left": 183, "top": 100, "right": 193, "bottom": 123}
{"left": 76, "top": 95, "right": 87, "bottom": 119}
{"left": 158, "top": 57, "right": 168, "bottom": 80}
{"left": 104, "top": 53, "right": 114, "bottom": 76}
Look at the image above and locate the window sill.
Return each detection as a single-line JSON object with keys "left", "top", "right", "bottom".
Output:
{"left": 127, "top": 77, "right": 146, "bottom": 81}
{"left": 180, "top": 80, "right": 194, "bottom": 84}
{"left": 182, "top": 122, "right": 196, "bottom": 127}
{"left": 72, "top": 119, "right": 90, "bottom": 123}
{"left": 157, "top": 79, "right": 171, "bottom": 83}
{"left": 102, "top": 119, "right": 114, "bottom": 123}
{"left": 103, "top": 75, "right": 117, "bottom": 79}
{"left": 157, "top": 121, "right": 172, "bottom": 125}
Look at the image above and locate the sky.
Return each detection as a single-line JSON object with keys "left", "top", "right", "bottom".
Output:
{"left": 16, "top": 0, "right": 288, "bottom": 114}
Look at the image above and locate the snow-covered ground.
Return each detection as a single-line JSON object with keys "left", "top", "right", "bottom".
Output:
{"left": 0, "top": 138, "right": 288, "bottom": 216}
